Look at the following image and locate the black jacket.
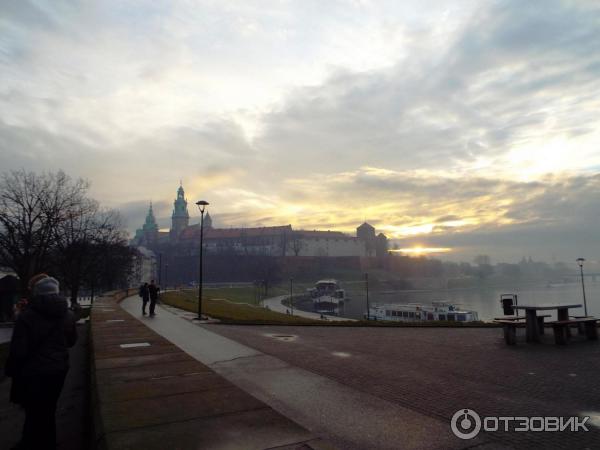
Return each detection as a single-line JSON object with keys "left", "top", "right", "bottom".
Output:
{"left": 139, "top": 284, "right": 149, "bottom": 300}
{"left": 6, "top": 294, "right": 77, "bottom": 377}
{"left": 148, "top": 284, "right": 160, "bottom": 300}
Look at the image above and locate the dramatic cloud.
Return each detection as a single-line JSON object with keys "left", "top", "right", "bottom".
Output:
{"left": 1, "top": 0, "right": 599, "bottom": 262}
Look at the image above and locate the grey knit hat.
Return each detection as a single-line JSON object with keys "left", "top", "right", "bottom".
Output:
{"left": 33, "top": 276, "right": 60, "bottom": 296}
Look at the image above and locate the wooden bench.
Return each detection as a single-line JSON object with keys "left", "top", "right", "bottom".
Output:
{"left": 551, "top": 318, "right": 598, "bottom": 345}
{"left": 570, "top": 316, "right": 593, "bottom": 335}
{"left": 494, "top": 315, "right": 550, "bottom": 337}
{"left": 494, "top": 320, "right": 525, "bottom": 345}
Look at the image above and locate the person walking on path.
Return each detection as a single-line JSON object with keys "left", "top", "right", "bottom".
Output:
{"left": 139, "top": 282, "right": 150, "bottom": 316}
{"left": 148, "top": 280, "right": 160, "bottom": 317}
{"left": 5, "top": 275, "right": 78, "bottom": 450}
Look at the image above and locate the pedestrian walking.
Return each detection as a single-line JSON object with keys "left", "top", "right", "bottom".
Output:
{"left": 139, "top": 282, "right": 150, "bottom": 316}
{"left": 5, "top": 275, "right": 78, "bottom": 450}
{"left": 148, "top": 279, "right": 160, "bottom": 317}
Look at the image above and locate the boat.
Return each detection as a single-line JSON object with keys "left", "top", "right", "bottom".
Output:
{"left": 367, "top": 301, "right": 479, "bottom": 322}
{"left": 307, "top": 279, "right": 347, "bottom": 316}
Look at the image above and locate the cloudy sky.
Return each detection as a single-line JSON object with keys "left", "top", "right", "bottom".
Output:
{"left": 1, "top": 0, "right": 599, "bottom": 262}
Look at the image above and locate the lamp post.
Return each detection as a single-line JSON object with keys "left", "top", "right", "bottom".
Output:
{"left": 195, "top": 200, "right": 209, "bottom": 320}
{"left": 576, "top": 258, "right": 588, "bottom": 316}
{"left": 365, "top": 272, "right": 370, "bottom": 320}
{"left": 158, "top": 253, "right": 162, "bottom": 286}
{"left": 165, "top": 263, "right": 169, "bottom": 290}
{"left": 290, "top": 278, "right": 294, "bottom": 315}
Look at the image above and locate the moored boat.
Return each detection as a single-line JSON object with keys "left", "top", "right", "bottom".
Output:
{"left": 307, "top": 279, "right": 347, "bottom": 316}
{"left": 367, "top": 301, "right": 479, "bottom": 322}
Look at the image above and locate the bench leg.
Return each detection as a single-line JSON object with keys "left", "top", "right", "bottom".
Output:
{"left": 504, "top": 324, "right": 516, "bottom": 345}
{"left": 577, "top": 323, "right": 585, "bottom": 335}
{"left": 585, "top": 322, "right": 598, "bottom": 340}
{"left": 553, "top": 325, "right": 568, "bottom": 345}
{"left": 537, "top": 316, "right": 545, "bottom": 335}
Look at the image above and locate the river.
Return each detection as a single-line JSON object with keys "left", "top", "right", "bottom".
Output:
{"left": 324, "top": 279, "right": 600, "bottom": 322}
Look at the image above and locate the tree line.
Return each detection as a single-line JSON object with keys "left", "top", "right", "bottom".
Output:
{"left": 0, "top": 170, "right": 134, "bottom": 304}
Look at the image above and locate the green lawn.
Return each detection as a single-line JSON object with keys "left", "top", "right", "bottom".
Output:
{"left": 161, "top": 289, "right": 323, "bottom": 324}
{"left": 197, "top": 286, "right": 286, "bottom": 306}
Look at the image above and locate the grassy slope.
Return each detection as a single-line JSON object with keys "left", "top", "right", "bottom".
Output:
{"left": 161, "top": 290, "right": 322, "bottom": 324}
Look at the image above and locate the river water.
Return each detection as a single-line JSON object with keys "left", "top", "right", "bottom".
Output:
{"left": 334, "top": 279, "right": 600, "bottom": 321}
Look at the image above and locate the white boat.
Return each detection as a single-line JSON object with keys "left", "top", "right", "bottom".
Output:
{"left": 307, "top": 279, "right": 347, "bottom": 316}
{"left": 367, "top": 301, "right": 479, "bottom": 323}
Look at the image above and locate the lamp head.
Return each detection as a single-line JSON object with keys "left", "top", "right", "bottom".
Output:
{"left": 196, "top": 200, "right": 209, "bottom": 213}
{"left": 576, "top": 257, "right": 585, "bottom": 267}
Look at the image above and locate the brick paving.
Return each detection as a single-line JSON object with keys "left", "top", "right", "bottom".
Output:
{"left": 90, "top": 294, "right": 335, "bottom": 450}
{"left": 208, "top": 325, "right": 600, "bottom": 449}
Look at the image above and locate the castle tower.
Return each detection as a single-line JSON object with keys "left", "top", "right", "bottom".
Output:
{"left": 204, "top": 211, "right": 213, "bottom": 229}
{"left": 171, "top": 183, "right": 190, "bottom": 241}
{"left": 142, "top": 202, "right": 159, "bottom": 244}
{"left": 357, "top": 222, "right": 376, "bottom": 256}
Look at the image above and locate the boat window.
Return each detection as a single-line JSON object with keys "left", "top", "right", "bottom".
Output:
{"left": 386, "top": 310, "right": 391, "bottom": 316}
{"left": 402, "top": 311, "right": 408, "bottom": 318}
{"left": 438, "top": 314, "right": 446, "bottom": 321}
{"left": 457, "top": 314, "right": 466, "bottom": 321}
{"left": 427, "top": 313, "right": 434, "bottom": 320}
{"left": 409, "top": 312, "right": 415, "bottom": 318}
{"left": 447, "top": 314, "right": 455, "bottom": 321}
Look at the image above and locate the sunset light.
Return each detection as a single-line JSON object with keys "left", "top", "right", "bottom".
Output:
{"left": 392, "top": 247, "right": 453, "bottom": 256}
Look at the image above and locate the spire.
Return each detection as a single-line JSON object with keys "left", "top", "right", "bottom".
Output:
{"left": 143, "top": 202, "right": 158, "bottom": 232}
{"left": 173, "top": 183, "right": 189, "bottom": 218}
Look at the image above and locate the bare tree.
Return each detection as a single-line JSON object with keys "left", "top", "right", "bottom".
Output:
{"left": 53, "top": 204, "right": 129, "bottom": 305}
{"left": 289, "top": 232, "right": 305, "bottom": 256}
{"left": 0, "top": 170, "right": 88, "bottom": 293}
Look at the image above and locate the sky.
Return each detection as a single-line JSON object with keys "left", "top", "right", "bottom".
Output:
{"left": 1, "top": 0, "right": 599, "bottom": 263}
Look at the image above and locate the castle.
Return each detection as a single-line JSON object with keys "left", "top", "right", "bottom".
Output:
{"left": 132, "top": 184, "right": 388, "bottom": 258}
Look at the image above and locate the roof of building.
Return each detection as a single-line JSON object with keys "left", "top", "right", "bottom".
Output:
{"left": 180, "top": 224, "right": 293, "bottom": 240}
{"left": 297, "top": 230, "right": 350, "bottom": 239}
{"left": 357, "top": 222, "right": 375, "bottom": 230}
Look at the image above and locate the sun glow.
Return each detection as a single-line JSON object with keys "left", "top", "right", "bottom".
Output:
{"left": 392, "top": 247, "right": 452, "bottom": 256}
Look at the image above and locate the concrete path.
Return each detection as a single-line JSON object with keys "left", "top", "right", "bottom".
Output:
{"left": 121, "top": 296, "right": 492, "bottom": 450}
{"left": 263, "top": 295, "right": 356, "bottom": 322}
{"left": 95, "top": 294, "right": 328, "bottom": 450}
{"left": 0, "top": 327, "right": 12, "bottom": 344}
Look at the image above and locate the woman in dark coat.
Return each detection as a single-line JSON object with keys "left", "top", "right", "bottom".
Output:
{"left": 5, "top": 276, "right": 77, "bottom": 450}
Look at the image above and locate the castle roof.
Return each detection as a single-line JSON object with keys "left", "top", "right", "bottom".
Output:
{"left": 179, "top": 224, "right": 292, "bottom": 240}
{"left": 297, "top": 230, "right": 350, "bottom": 239}
{"left": 357, "top": 222, "right": 375, "bottom": 230}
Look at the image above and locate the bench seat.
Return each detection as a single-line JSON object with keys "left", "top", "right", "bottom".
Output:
{"left": 551, "top": 318, "right": 598, "bottom": 344}
{"left": 494, "top": 320, "right": 525, "bottom": 345}
{"left": 494, "top": 314, "right": 552, "bottom": 345}
{"left": 493, "top": 314, "right": 550, "bottom": 321}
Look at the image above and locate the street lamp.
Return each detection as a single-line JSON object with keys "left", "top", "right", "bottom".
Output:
{"left": 290, "top": 278, "right": 294, "bottom": 315}
{"left": 365, "top": 272, "right": 370, "bottom": 321}
{"left": 165, "top": 263, "right": 169, "bottom": 290}
{"left": 195, "top": 200, "right": 209, "bottom": 320}
{"left": 576, "top": 258, "right": 588, "bottom": 316}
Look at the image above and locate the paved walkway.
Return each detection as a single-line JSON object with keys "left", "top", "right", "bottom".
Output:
{"left": 0, "top": 327, "right": 12, "bottom": 344}
{"left": 210, "top": 325, "right": 600, "bottom": 450}
{"left": 94, "top": 294, "right": 330, "bottom": 450}
{"left": 0, "top": 323, "right": 90, "bottom": 450}
{"left": 263, "top": 295, "right": 356, "bottom": 322}
{"left": 121, "top": 296, "right": 496, "bottom": 450}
